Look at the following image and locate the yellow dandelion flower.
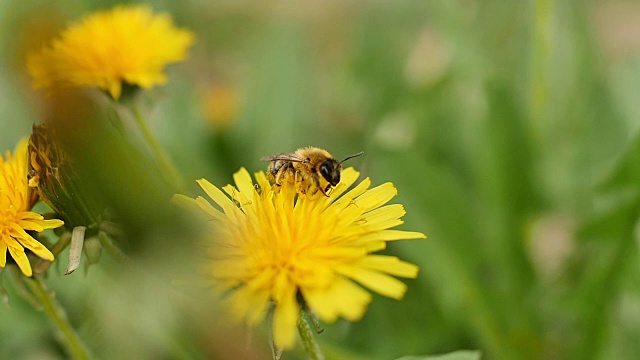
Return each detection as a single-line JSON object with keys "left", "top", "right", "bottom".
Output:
{"left": 1, "top": 139, "right": 64, "bottom": 277}
{"left": 27, "top": 5, "right": 195, "bottom": 100}
{"left": 174, "top": 167, "right": 425, "bottom": 349}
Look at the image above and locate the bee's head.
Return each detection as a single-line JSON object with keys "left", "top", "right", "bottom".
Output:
{"left": 319, "top": 159, "right": 341, "bottom": 186}
{"left": 319, "top": 151, "right": 365, "bottom": 187}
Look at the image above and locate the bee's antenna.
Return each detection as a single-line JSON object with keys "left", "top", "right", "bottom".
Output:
{"left": 339, "top": 151, "right": 364, "bottom": 164}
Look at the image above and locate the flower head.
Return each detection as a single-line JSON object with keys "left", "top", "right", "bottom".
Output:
{"left": 27, "top": 5, "right": 195, "bottom": 100}
{"left": 174, "top": 167, "right": 425, "bottom": 349}
{"left": 1, "top": 139, "right": 64, "bottom": 276}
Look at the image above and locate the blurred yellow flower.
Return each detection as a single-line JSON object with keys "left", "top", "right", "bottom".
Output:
{"left": 0, "top": 139, "right": 64, "bottom": 277}
{"left": 174, "top": 167, "right": 425, "bottom": 349}
{"left": 200, "top": 85, "right": 240, "bottom": 128}
{"left": 27, "top": 5, "right": 195, "bottom": 100}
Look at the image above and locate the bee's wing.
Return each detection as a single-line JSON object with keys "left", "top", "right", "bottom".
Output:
{"left": 260, "top": 153, "right": 306, "bottom": 162}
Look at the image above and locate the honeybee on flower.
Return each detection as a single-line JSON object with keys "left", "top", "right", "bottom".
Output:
{"left": 174, "top": 165, "right": 425, "bottom": 351}
{"left": 261, "top": 147, "right": 363, "bottom": 198}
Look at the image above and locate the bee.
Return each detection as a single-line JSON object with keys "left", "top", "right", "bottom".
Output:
{"left": 260, "top": 147, "right": 364, "bottom": 197}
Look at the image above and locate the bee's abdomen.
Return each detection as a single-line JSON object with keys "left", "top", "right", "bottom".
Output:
{"left": 268, "top": 160, "right": 295, "bottom": 184}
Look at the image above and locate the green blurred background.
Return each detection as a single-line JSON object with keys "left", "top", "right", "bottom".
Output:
{"left": 2, "top": 0, "right": 640, "bottom": 359}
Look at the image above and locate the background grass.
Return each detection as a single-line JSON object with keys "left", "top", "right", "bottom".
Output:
{"left": 1, "top": 0, "right": 640, "bottom": 359}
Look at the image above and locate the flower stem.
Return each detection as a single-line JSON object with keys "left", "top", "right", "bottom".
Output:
{"left": 130, "top": 104, "right": 185, "bottom": 191}
{"left": 297, "top": 310, "right": 325, "bottom": 360}
{"left": 98, "top": 231, "right": 129, "bottom": 264}
{"left": 24, "top": 276, "right": 91, "bottom": 360}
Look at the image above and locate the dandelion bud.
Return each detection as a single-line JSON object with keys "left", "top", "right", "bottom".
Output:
{"left": 28, "top": 124, "right": 102, "bottom": 232}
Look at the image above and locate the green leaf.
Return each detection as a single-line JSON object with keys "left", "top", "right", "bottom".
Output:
{"left": 394, "top": 350, "right": 481, "bottom": 360}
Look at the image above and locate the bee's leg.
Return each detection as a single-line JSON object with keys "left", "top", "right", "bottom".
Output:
{"left": 274, "top": 168, "right": 284, "bottom": 185}
{"left": 272, "top": 167, "right": 286, "bottom": 193}
{"left": 284, "top": 163, "right": 296, "bottom": 183}
{"left": 295, "top": 171, "right": 307, "bottom": 195}
{"left": 266, "top": 173, "right": 275, "bottom": 183}
{"left": 271, "top": 182, "right": 282, "bottom": 193}
{"left": 303, "top": 183, "right": 319, "bottom": 199}
{"left": 312, "top": 174, "right": 330, "bottom": 197}
{"left": 274, "top": 162, "right": 291, "bottom": 185}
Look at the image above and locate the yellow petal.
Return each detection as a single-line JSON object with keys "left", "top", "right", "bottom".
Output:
{"left": 226, "top": 285, "right": 270, "bottom": 326}
{"left": 355, "top": 230, "right": 427, "bottom": 244}
{"left": 222, "top": 184, "right": 252, "bottom": 211}
{"left": 303, "top": 278, "right": 371, "bottom": 323}
{"left": 9, "top": 223, "right": 54, "bottom": 261}
{"left": 358, "top": 255, "right": 419, "bottom": 278}
{"left": 330, "top": 279, "right": 372, "bottom": 321}
{"left": 108, "top": 81, "right": 122, "bottom": 100}
{"left": 337, "top": 167, "right": 360, "bottom": 189}
{"left": 254, "top": 172, "right": 272, "bottom": 196}
{"left": 327, "top": 177, "right": 371, "bottom": 212}
{"left": 18, "top": 220, "right": 45, "bottom": 232}
{"left": 197, "top": 179, "right": 244, "bottom": 222}
{"left": 314, "top": 167, "right": 361, "bottom": 209}
{"left": 29, "top": 218, "right": 65, "bottom": 231}
{"left": 14, "top": 137, "right": 30, "bottom": 158}
{"left": 354, "top": 182, "right": 397, "bottom": 212}
{"left": 0, "top": 239, "right": 7, "bottom": 267}
{"left": 171, "top": 194, "right": 208, "bottom": 217}
{"left": 307, "top": 247, "right": 367, "bottom": 260}
{"left": 171, "top": 193, "right": 196, "bottom": 207}
{"left": 197, "top": 179, "right": 235, "bottom": 208}
{"left": 362, "top": 218, "right": 405, "bottom": 232}
{"left": 363, "top": 241, "right": 387, "bottom": 252}
{"left": 7, "top": 244, "right": 32, "bottom": 277}
{"left": 273, "top": 288, "right": 298, "bottom": 350}
{"left": 338, "top": 265, "right": 408, "bottom": 300}
{"left": 18, "top": 212, "right": 45, "bottom": 220}
{"left": 194, "top": 196, "right": 226, "bottom": 221}
{"left": 360, "top": 204, "right": 406, "bottom": 225}
{"left": 233, "top": 168, "right": 256, "bottom": 198}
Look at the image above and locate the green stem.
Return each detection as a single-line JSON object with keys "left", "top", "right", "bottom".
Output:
{"left": 24, "top": 276, "right": 91, "bottom": 360}
{"left": 297, "top": 310, "right": 324, "bottom": 360}
{"left": 98, "top": 231, "right": 129, "bottom": 264}
{"left": 130, "top": 104, "right": 185, "bottom": 191}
